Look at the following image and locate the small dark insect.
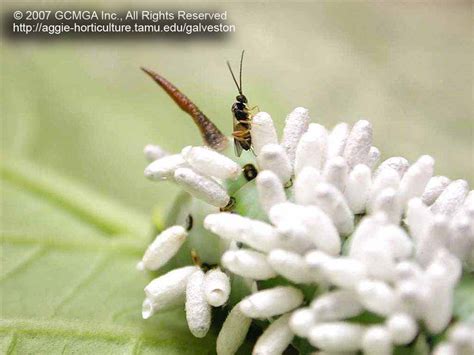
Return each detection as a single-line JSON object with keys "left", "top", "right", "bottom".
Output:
{"left": 227, "top": 51, "right": 254, "bottom": 157}
{"left": 242, "top": 163, "right": 258, "bottom": 181}
{"left": 141, "top": 67, "right": 227, "bottom": 151}
{"left": 185, "top": 214, "right": 193, "bottom": 231}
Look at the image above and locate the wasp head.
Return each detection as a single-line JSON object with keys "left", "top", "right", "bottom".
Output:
{"left": 236, "top": 94, "right": 248, "bottom": 104}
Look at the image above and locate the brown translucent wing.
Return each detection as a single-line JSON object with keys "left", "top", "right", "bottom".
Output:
{"left": 234, "top": 138, "right": 243, "bottom": 157}
{"left": 232, "top": 114, "right": 244, "bottom": 157}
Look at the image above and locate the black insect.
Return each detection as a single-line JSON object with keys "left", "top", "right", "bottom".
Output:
{"left": 242, "top": 163, "right": 258, "bottom": 181}
{"left": 185, "top": 214, "right": 193, "bottom": 231}
{"left": 227, "top": 51, "right": 253, "bottom": 157}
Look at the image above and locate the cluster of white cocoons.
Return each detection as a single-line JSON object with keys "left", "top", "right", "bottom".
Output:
{"left": 141, "top": 107, "right": 474, "bottom": 354}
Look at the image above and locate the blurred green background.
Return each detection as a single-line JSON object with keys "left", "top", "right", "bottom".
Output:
{"left": 1, "top": 1, "right": 472, "bottom": 353}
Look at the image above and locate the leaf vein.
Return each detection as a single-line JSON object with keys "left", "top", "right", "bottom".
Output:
{"left": 1, "top": 233, "right": 144, "bottom": 255}
{"left": 6, "top": 333, "right": 17, "bottom": 355}
{"left": 0, "top": 318, "right": 188, "bottom": 346}
{"left": 131, "top": 338, "right": 143, "bottom": 355}
{"left": 0, "top": 246, "right": 46, "bottom": 283}
{"left": 1, "top": 158, "right": 149, "bottom": 238}
{"left": 51, "top": 254, "right": 111, "bottom": 317}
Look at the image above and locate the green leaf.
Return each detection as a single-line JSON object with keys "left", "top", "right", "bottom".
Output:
{"left": 0, "top": 158, "right": 217, "bottom": 354}
{"left": 232, "top": 180, "right": 269, "bottom": 222}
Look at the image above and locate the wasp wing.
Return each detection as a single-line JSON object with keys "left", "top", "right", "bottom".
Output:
{"left": 234, "top": 138, "right": 243, "bottom": 157}
{"left": 232, "top": 114, "right": 244, "bottom": 157}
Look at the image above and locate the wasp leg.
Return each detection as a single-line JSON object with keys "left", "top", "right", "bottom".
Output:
{"left": 248, "top": 105, "right": 260, "bottom": 114}
{"left": 191, "top": 249, "right": 202, "bottom": 267}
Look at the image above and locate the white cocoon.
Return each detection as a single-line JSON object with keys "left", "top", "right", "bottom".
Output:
{"left": 416, "top": 215, "right": 450, "bottom": 267}
{"left": 356, "top": 279, "right": 399, "bottom": 316}
{"left": 181, "top": 146, "right": 241, "bottom": 180}
{"left": 256, "top": 170, "right": 286, "bottom": 214}
{"left": 144, "top": 144, "right": 168, "bottom": 162}
{"left": 294, "top": 166, "right": 323, "bottom": 206}
{"left": 398, "top": 155, "right": 434, "bottom": 208}
{"left": 405, "top": 198, "right": 432, "bottom": 243}
{"left": 216, "top": 301, "right": 252, "bottom": 355}
{"left": 345, "top": 163, "right": 372, "bottom": 214}
{"left": 257, "top": 144, "right": 293, "bottom": 184}
{"left": 204, "top": 212, "right": 290, "bottom": 253}
{"left": 250, "top": 112, "right": 279, "bottom": 155}
{"left": 240, "top": 286, "right": 304, "bottom": 318}
{"left": 432, "top": 342, "right": 457, "bottom": 355}
{"left": 422, "top": 273, "right": 454, "bottom": 334}
{"left": 140, "top": 225, "right": 187, "bottom": 271}
{"left": 281, "top": 107, "right": 310, "bottom": 168}
{"left": 367, "top": 146, "right": 381, "bottom": 169}
{"left": 395, "top": 261, "right": 424, "bottom": 282}
{"left": 305, "top": 249, "right": 332, "bottom": 282}
{"left": 309, "top": 322, "right": 365, "bottom": 352}
{"left": 368, "top": 167, "right": 400, "bottom": 213}
{"left": 204, "top": 268, "right": 231, "bottom": 307}
{"left": 343, "top": 119, "right": 373, "bottom": 168}
{"left": 349, "top": 213, "right": 387, "bottom": 258}
{"left": 322, "top": 257, "right": 367, "bottom": 289}
{"left": 267, "top": 249, "right": 313, "bottom": 283}
{"left": 376, "top": 224, "right": 413, "bottom": 260}
{"left": 204, "top": 212, "right": 247, "bottom": 241}
{"left": 253, "top": 313, "right": 293, "bottom": 355}
{"left": 430, "top": 179, "right": 469, "bottom": 216}
{"left": 323, "top": 156, "right": 348, "bottom": 192}
{"left": 221, "top": 249, "right": 277, "bottom": 280}
{"left": 186, "top": 269, "right": 211, "bottom": 338}
{"left": 289, "top": 307, "right": 315, "bottom": 337}
{"left": 294, "top": 124, "right": 327, "bottom": 174}
{"left": 174, "top": 168, "right": 230, "bottom": 208}
{"left": 144, "top": 154, "right": 187, "bottom": 181}
{"left": 314, "top": 183, "right": 354, "bottom": 236}
{"left": 144, "top": 266, "right": 198, "bottom": 317}
{"left": 375, "top": 157, "right": 409, "bottom": 179}
{"left": 241, "top": 219, "right": 293, "bottom": 253}
{"left": 448, "top": 323, "right": 474, "bottom": 353}
{"left": 372, "top": 187, "right": 402, "bottom": 224}
{"left": 355, "top": 238, "right": 397, "bottom": 282}
{"left": 327, "top": 122, "right": 349, "bottom": 159}
{"left": 386, "top": 313, "right": 418, "bottom": 345}
{"left": 270, "top": 203, "right": 341, "bottom": 255}
{"left": 421, "top": 176, "right": 451, "bottom": 206}
{"left": 311, "top": 290, "right": 363, "bottom": 321}
{"left": 449, "top": 216, "right": 474, "bottom": 261}
{"left": 362, "top": 326, "right": 392, "bottom": 355}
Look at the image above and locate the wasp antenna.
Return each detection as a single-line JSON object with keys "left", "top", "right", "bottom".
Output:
{"left": 239, "top": 50, "right": 245, "bottom": 94}
{"left": 141, "top": 67, "right": 228, "bottom": 151}
{"left": 227, "top": 60, "right": 242, "bottom": 95}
